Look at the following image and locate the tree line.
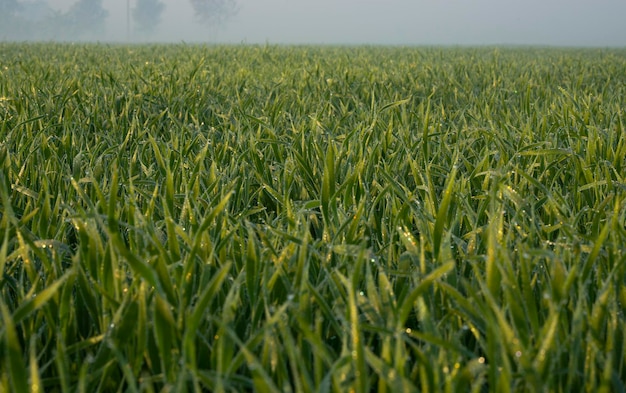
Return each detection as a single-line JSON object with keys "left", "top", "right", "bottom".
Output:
{"left": 0, "top": 0, "right": 236, "bottom": 41}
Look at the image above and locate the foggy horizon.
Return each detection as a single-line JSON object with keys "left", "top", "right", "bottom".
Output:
{"left": 3, "top": 0, "right": 626, "bottom": 46}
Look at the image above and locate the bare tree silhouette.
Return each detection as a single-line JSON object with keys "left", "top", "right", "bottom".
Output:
{"left": 189, "top": 0, "right": 237, "bottom": 26}
{"left": 133, "top": 0, "right": 165, "bottom": 35}
{"left": 64, "top": 0, "right": 109, "bottom": 38}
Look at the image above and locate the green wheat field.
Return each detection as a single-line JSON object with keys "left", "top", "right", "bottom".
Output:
{"left": 1, "top": 43, "right": 625, "bottom": 392}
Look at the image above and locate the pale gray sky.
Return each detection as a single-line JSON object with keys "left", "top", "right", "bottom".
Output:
{"left": 42, "top": 0, "right": 626, "bottom": 45}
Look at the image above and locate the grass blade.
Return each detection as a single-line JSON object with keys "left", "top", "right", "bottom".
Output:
{"left": 0, "top": 300, "right": 28, "bottom": 393}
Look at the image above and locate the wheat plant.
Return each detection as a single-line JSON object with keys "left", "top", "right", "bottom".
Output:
{"left": 0, "top": 43, "right": 625, "bottom": 392}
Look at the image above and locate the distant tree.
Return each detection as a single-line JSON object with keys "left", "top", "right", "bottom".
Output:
{"left": 1, "top": 0, "right": 67, "bottom": 41}
{"left": 64, "top": 0, "right": 109, "bottom": 38}
{"left": 13, "top": 0, "right": 56, "bottom": 39}
{"left": 189, "top": 0, "right": 237, "bottom": 26}
{"left": 133, "top": 0, "right": 165, "bottom": 35}
{"left": 17, "top": 1, "right": 55, "bottom": 22}
{"left": 0, "top": 0, "right": 20, "bottom": 16}
{"left": 0, "top": 0, "right": 22, "bottom": 39}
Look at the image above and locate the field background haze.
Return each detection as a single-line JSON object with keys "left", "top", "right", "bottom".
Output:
{"left": 15, "top": 0, "right": 626, "bottom": 45}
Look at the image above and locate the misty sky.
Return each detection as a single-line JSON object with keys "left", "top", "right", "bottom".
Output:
{"left": 46, "top": 0, "right": 626, "bottom": 46}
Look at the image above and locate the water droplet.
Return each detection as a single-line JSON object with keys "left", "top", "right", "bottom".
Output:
{"left": 515, "top": 351, "right": 522, "bottom": 358}
{"left": 359, "top": 291, "right": 365, "bottom": 296}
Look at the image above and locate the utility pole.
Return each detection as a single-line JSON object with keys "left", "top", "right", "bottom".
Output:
{"left": 126, "top": 0, "right": 130, "bottom": 41}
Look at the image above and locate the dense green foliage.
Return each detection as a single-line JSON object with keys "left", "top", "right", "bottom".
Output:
{"left": 1, "top": 43, "right": 625, "bottom": 392}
